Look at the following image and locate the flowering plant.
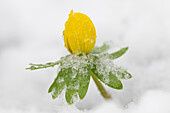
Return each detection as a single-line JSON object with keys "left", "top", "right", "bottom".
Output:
{"left": 26, "top": 10, "right": 132, "bottom": 105}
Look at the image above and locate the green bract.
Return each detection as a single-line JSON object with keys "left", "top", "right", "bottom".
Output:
{"left": 26, "top": 44, "right": 132, "bottom": 104}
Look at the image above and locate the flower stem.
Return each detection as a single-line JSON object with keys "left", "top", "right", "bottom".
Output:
{"left": 91, "top": 72, "right": 112, "bottom": 99}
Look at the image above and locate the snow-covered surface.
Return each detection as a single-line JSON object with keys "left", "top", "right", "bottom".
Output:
{"left": 0, "top": 0, "right": 170, "bottom": 113}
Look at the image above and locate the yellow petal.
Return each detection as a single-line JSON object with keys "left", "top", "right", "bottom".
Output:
{"left": 63, "top": 10, "right": 96, "bottom": 54}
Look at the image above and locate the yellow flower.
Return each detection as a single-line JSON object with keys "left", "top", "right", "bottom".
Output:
{"left": 63, "top": 10, "right": 96, "bottom": 54}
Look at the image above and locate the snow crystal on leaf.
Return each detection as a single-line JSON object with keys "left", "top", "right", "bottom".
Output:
{"left": 56, "top": 77, "right": 64, "bottom": 83}
{"left": 59, "top": 54, "right": 90, "bottom": 75}
{"left": 91, "top": 54, "right": 128, "bottom": 82}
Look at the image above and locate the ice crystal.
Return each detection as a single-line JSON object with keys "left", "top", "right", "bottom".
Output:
{"left": 58, "top": 53, "right": 129, "bottom": 84}
{"left": 90, "top": 54, "right": 128, "bottom": 83}
{"left": 59, "top": 54, "right": 90, "bottom": 76}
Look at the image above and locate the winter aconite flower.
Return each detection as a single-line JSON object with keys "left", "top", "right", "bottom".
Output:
{"left": 26, "top": 10, "right": 132, "bottom": 105}
{"left": 63, "top": 10, "right": 96, "bottom": 54}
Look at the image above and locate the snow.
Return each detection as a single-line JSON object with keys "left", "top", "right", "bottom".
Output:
{"left": 0, "top": 0, "right": 170, "bottom": 113}
{"left": 90, "top": 90, "right": 170, "bottom": 113}
{"left": 59, "top": 54, "right": 89, "bottom": 74}
{"left": 92, "top": 54, "right": 128, "bottom": 82}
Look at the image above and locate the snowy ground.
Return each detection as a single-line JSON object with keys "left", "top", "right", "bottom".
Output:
{"left": 0, "top": 0, "right": 170, "bottom": 113}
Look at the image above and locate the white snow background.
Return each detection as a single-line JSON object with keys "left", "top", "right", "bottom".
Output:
{"left": 0, "top": 0, "right": 170, "bottom": 113}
